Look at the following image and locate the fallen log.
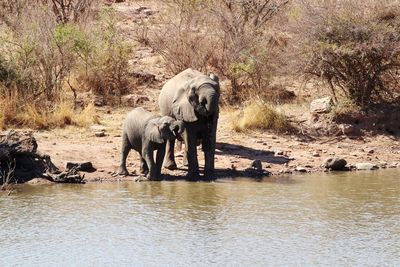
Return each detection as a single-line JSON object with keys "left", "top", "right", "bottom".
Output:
{"left": 0, "top": 130, "right": 85, "bottom": 184}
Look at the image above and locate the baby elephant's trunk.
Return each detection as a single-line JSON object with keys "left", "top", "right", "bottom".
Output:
{"left": 171, "top": 121, "right": 185, "bottom": 141}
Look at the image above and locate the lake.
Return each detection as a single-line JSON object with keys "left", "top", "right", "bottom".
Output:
{"left": 1, "top": 169, "right": 399, "bottom": 266}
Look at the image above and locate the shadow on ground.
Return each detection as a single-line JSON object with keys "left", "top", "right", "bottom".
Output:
{"left": 215, "top": 142, "right": 291, "bottom": 164}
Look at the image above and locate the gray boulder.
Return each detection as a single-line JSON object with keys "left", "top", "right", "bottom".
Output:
{"left": 323, "top": 157, "right": 347, "bottom": 171}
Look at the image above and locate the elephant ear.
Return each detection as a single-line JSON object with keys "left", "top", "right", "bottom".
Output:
{"left": 172, "top": 87, "right": 198, "bottom": 122}
{"left": 146, "top": 120, "right": 164, "bottom": 144}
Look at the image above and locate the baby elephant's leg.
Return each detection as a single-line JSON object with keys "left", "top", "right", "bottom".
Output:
{"left": 155, "top": 145, "right": 166, "bottom": 178}
{"left": 117, "top": 133, "right": 131, "bottom": 175}
{"left": 142, "top": 145, "right": 158, "bottom": 181}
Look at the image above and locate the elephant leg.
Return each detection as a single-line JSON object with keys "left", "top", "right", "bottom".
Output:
{"left": 140, "top": 156, "right": 149, "bottom": 175}
{"left": 204, "top": 114, "right": 218, "bottom": 178}
{"left": 184, "top": 129, "right": 199, "bottom": 180}
{"left": 142, "top": 146, "right": 157, "bottom": 181}
{"left": 155, "top": 145, "right": 166, "bottom": 179}
{"left": 117, "top": 133, "right": 131, "bottom": 175}
{"left": 163, "top": 139, "right": 177, "bottom": 170}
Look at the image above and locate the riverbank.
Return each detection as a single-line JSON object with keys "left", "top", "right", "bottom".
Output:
{"left": 15, "top": 107, "right": 396, "bottom": 184}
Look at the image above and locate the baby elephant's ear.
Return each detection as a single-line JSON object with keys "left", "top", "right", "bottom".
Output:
{"left": 147, "top": 120, "right": 164, "bottom": 144}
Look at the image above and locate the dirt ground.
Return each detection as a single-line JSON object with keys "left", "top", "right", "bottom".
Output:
{"left": 30, "top": 106, "right": 400, "bottom": 182}
{"left": 8, "top": 0, "right": 400, "bottom": 183}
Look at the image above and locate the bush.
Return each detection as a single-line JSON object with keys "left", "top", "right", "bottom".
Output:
{"left": 147, "top": 1, "right": 214, "bottom": 74}
{"left": 295, "top": 1, "right": 400, "bottom": 108}
{"left": 79, "top": 7, "right": 133, "bottom": 104}
{"left": 230, "top": 100, "right": 292, "bottom": 133}
{"left": 146, "top": 0, "right": 289, "bottom": 103}
{"left": 0, "top": 3, "right": 133, "bottom": 129}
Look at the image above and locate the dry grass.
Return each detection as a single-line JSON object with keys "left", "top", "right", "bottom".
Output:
{"left": 229, "top": 100, "right": 292, "bottom": 133}
{"left": 0, "top": 95, "right": 99, "bottom": 130}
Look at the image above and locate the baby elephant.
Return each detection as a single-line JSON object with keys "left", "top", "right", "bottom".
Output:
{"left": 118, "top": 107, "right": 184, "bottom": 180}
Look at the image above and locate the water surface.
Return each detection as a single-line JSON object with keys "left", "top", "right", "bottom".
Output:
{"left": 1, "top": 169, "right": 399, "bottom": 266}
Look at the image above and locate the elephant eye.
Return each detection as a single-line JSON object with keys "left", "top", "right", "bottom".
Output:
{"left": 189, "top": 94, "right": 198, "bottom": 102}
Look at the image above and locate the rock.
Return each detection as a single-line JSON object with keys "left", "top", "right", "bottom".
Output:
{"left": 388, "top": 162, "right": 399, "bottom": 168}
{"left": 66, "top": 162, "right": 96, "bottom": 173}
{"left": 93, "top": 96, "right": 104, "bottom": 107}
{"left": 310, "top": 96, "right": 333, "bottom": 114}
{"left": 355, "top": 163, "right": 378, "bottom": 171}
{"left": 275, "top": 150, "right": 284, "bottom": 156}
{"left": 121, "top": 94, "right": 150, "bottom": 107}
{"left": 251, "top": 160, "right": 263, "bottom": 171}
{"left": 295, "top": 166, "right": 307, "bottom": 173}
{"left": 339, "top": 124, "right": 361, "bottom": 136}
{"left": 312, "top": 151, "right": 320, "bottom": 157}
{"left": 279, "top": 168, "right": 292, "bottom": 174}
{"left": 95, "top": 131, "right": 105, "bottom": 137}
{"left": 131, "top": 71, "right": 156, "bottom": 84}
{"left": 143, "top": 9, "right": 155, "bottom": 16}
{"left": 26, "top": 178, "right": 54, "bottom": 185}
{"left": 323, "top": 157, "right": 347, "bottom": 171}
{"left": 90, "top": 124, "right": 106, "bottom": 132}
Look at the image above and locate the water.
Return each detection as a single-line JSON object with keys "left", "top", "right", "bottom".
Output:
{"left": 1, "top": 170, "right": 399, "bottom": 267}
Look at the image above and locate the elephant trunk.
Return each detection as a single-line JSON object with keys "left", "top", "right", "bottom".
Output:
{"left": 202, "top": 87, "right": 219, "bottom": 116}
{"left": 170, "top": 121, "right": 184, "bottom": 141}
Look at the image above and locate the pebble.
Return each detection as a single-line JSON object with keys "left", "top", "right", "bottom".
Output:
{"left": 295, "top": 166, "right": 307, "bottom": 173}
{"left": 95, "top": 131, "right": 106, "bottom": 137}
{"left": 279, "top": 168, "right": 292, "bottom": 174}
{"left": 312, "top": 152, "right": 320, "bottom": 157}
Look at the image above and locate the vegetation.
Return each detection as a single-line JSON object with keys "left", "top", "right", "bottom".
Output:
{"left": 1, "top": 0, "right": 400, "bottom": 132}
{"left": 147, "top": 0, "right": 289, "bottom": 103}
{"left": 230, "top": 100, "right": 292, "bottom": 133}
{"left": 0, "top": 1, "right": 131, "bottom": 129}
{"left": 294, "top": 0, "right": 400, "bottom": 108}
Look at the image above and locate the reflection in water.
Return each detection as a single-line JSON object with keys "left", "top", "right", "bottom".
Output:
{"left": 1, "top": 169, "right": 399, "bottom": 266}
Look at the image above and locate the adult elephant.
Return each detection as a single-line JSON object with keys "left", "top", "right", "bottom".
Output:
{"left": 158, "top": 68, "right": 220, "bottom": 180}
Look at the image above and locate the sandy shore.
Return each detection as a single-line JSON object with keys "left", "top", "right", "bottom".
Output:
{"left": 29, "top": 108, "right": 400, "bottom": 183}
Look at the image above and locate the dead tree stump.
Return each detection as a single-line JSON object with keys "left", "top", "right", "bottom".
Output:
{"left": 0, "top": 131, "right": 85, "bottom": 184}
